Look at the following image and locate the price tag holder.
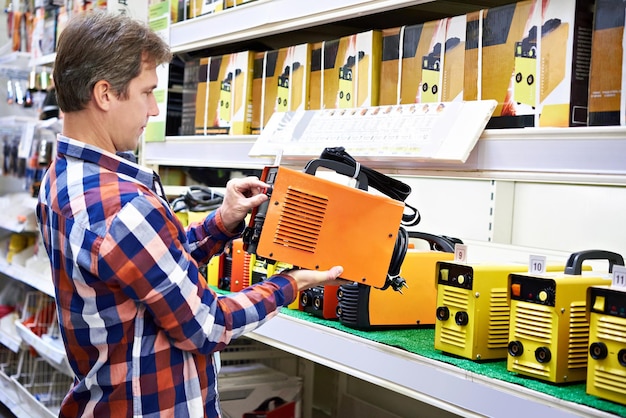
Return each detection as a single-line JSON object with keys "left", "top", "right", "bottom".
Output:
{"left": 529, "top": 254, "right": 547, "bottom": 275}
{"left": 454, "top": 244, "right": 468, "bottom": 263}
{"left": 612, "top": 265, "right": 626, "bottom": 289}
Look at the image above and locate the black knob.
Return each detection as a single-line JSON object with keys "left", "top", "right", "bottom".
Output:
{"left": 508, "top": 341, "right": 524, "bottom": 357}
{"left": 436, "top": 306, "right": 449, "bottom": 321}
{"left": 618, "top": 349, "right": 626, "bottom": 367}
{"left": 535, "top": 347, "right": 552, "bottom": 363}
{"left": 455, "top": 311, "right": 469, "bottom": 326}
{"left": 589, "top": 342, "right": 608, "bottom": 360}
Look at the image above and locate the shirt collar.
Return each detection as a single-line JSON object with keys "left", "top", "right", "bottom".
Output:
{"left": 56, "top": 135, "right": 155, "bottom": 191}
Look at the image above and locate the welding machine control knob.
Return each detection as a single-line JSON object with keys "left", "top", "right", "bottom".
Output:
{"left": 589, "top": 342, "right": 608, "bottom": 360}
{"left": 537, "top": 288, "right": 555, "bottom": 304}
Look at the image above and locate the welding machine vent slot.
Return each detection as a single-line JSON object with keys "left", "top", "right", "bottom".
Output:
{"left": 441, "top": 286, "right": 469, "bottom": 310}
{"left": 512, "top": 303, "right": 553, "bottom": 343}
{"left": 596, "top": 316, "right": 626, "bottom": 341}
{"left": 593, "top": 368, "right": 626, "bottom": 395}
{"left": 488, "top": 288, "right": 510, "bottom": 348}
{"left": 440, "top": 327, "right": 467, "bottom": 348}
{"left": 273, "top": 188, "right": 329, "bottom": 253}
{"left": 568, "top": 303, "right": 591, "bottom": 369}
{"left": 511, "top": 361, "right": 550, "bottom": 377}
{"left": 242, "top": 253, "right": 252, "bottom": 288}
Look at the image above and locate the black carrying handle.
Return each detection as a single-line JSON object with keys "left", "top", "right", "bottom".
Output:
{"left": 407, "top": 231, "right": 462, "bottom": 253}
{"left": 303, "top": 158, "right": 369, "bottom": 191}
{"left": 315, "top": 147, "right": 420, "bottom": 226}
{"left": 564, "top": 249, "right": 625, "bottom": 275}
{"left": 320, "top": 147, "right": 411, "bottom": 201}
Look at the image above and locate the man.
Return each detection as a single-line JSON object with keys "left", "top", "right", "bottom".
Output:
{"left": 36, "top": 11, "right": 343, "bottom": 418}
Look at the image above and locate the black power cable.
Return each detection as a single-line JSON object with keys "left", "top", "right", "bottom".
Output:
{"left": 171, "top": 186, "right": 224, "bottom": 213}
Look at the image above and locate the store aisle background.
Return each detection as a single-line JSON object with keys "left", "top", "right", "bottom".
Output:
{"left": 0, "top": 9, "right": 34, "bottom": 418}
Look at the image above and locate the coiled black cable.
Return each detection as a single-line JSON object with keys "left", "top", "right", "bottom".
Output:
{"left": 171, "top": 186, "right": 224, "bottom": 213}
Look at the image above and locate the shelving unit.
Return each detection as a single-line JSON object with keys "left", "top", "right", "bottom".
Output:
{"left": 152, "top": 1, "right": 626, "bottom": 417}
{"left": 1, "top": 0, "right": 626, "bottom": 417}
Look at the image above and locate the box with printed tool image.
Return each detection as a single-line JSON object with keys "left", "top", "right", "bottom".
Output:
{"left": 251, "top": 43, "right": 310, "bottom": 134}
{"left": 468, "top": 0, "right": 594, "bottom": 128}
{"left": 588, "top": 0, "right": 626, "bottom": 126}
{"left": 309, "top": 30, "right": 381, "bottom": 110}
{"left": 194, "top": 51, "right": 254, "bottom": 135}
{"left": 379, "top": 19, "right": 447, "bottom": 106}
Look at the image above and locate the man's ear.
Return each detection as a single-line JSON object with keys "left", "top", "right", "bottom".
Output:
{"left": 93, "top": 80, "right": 112, "bottom": 111}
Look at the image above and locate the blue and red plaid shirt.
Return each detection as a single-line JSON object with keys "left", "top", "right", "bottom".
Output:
{"left": 36, "top": 135, "right": 297, "bottom": 418}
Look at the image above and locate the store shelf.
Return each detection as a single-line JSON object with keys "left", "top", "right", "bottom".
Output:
{"left": 0, "top": 371, "right": 54, "bottom": 418}
{"left": 170, "top": 0, "right": 433, "bottom": 53}
{"left": 0, "top": 313, "right": 21, "bottom": 353}
{"left": 142, "top": 135, "right": 274, "bottom": 168}
{"left": 14, "top": 322, "right": 72, "bottom": 378}
{"left": 146, "top": 127, "right": 626, "bottom": 185}
{"left": 0, "top": 260, "right": 54, "bottom": 298}
{"left": 248, "top": 314, "right": 615, "bottom": 418}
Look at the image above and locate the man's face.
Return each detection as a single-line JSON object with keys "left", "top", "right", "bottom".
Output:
{"left": 109, "top": 61, "right": 159, "bottom": 152}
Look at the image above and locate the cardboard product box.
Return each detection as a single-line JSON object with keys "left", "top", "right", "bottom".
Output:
{"left": 536, "top": 0, "right": 594, "bottom": 127}
{"left": 379, "top": 27, "right": 402, "bottom": 106}
{"left": 478, "top": 0, "right": 538, "bottom": 128}
{"left": 474, "top": 0, "right": 593, "bottom": 128}
{"left": 309, "top": 30, "right": 382, "bottom": 110}
{"left": 194, "top": 51, "right": 254, "bottom": 135}
{"left": 463, "top": 10, "right": 482, "bottom": 102}
{"left": 218, "top": 363, "right": 302, "bottom": 418}
{"left": 442, "top": 15, "right": 466, "bottom": 102}
{"left": 588, "top": 0, "right": 623, "bottom": 126}
{"left": 378, "top": 20, "right": 447, "bottom": 106}
{"left": 224, "top": 0, "right": 258, "bottom": 8}
{"left": 251, "top": 43, "right": 310, "bottom": 134}
{"left": 181, "top": 58, "right": 200, "bottom": 136}
{"left": 189, "top": 0, "right": 223, "bottom": 18}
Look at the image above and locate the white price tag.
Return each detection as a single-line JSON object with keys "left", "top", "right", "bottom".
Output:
{"left": 454, "top": 244, "right": 468, "bottom": 263}
{"left": 612, "top": 265, "right": 626, "bottom": 289}
{"left": 529, "top": 255, "right": 547, "bottom": 275}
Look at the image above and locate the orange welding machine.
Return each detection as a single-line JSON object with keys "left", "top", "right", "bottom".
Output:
{"left": 243, "top": 147, "right": 420, "bottom": 298}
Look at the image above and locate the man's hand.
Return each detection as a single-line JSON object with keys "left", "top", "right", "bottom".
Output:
{"left": 219, "top": 176, "right": 269, "bottom": 232}
{"left": 283, "top": 266, "right": 349, "bottom": 292}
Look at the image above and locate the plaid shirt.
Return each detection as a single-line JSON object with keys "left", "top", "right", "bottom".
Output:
{"left": 36, "top": 136, "right": 297, "bottom": 418}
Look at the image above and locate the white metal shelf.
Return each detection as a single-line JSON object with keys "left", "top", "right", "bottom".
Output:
{"left": 145, "top": 127, "right": 626, "bottom": 185}
{"left": 170, "top": 0, "right": 433, "bottom": 53}
{"left": 0, "top": 372, "right": 54, "bottom": 418}
{"left": 248, "top": 314, "right": 615, "bottom": 418}
{"left": 0, "top": 259, "right": 54, "bottom": 298}
{"left": 142, "top": 136, "right": 273, "bottom": 169}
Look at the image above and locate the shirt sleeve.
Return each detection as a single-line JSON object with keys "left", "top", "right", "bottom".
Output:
{"left": 96, "top": 193, "right": 297, "bottom": 355}
{"left": 185, "top": 208, "right": 245, "bottom": 265}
